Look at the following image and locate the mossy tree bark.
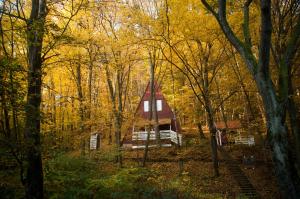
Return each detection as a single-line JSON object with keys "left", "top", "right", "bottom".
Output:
{"left": 201, "top": 0, "right": 300, "bottom": 197}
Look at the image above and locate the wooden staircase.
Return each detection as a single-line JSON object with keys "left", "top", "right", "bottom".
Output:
{"left": 219, "top": 147, "right": 260, "bottom": 198}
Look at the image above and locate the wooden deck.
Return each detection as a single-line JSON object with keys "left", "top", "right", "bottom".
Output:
{"left": 131, "top": 130, "right": 182, "bottom": 149}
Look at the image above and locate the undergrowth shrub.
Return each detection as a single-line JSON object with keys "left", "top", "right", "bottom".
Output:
{"left": 44, "top": 154, "right": 97, "bottom": 198}
{"left": 87, "top": 167, "right": 160, "bottom": 199}
{"left": 44, "top": 153, "right": 194, "bottom": 199}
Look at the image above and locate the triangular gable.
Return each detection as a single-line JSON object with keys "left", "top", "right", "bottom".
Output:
{"left": 134, "top": 81, "right": 174, "bottom": 121}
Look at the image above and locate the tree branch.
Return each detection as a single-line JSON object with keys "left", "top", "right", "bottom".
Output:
{"left": 283, "top": 15, "right": 300, "bottom": 68}
{"left": 258, "top": 0, "right": 272, "bottom": 78}
{"left": 243, "top": 0, "right": 253, "bottom": 49}
{"left": 201, "top": 0, "right": 258, "bottom": 74}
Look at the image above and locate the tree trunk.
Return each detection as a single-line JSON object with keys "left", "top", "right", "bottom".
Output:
{"left": 116, "top": 70, "right": 123, "bottom": 167}
{"left": 76, "top": 60, "right": 84, "bottom": 132}
{"left": 256, "top": 75, "right": 300, "bottom": 198}
{"left": 70, "top": 97, "right": 74, "bottom": 131}
{"left": 108, "top": 122, "right": 112, "bottom": 145}
{"left": 50, "top": 78, "right": 56, "bottom": 132}
{"left": 59, "top": 77, "right": 63, "bottom": 133}
{"left": 203, "top": 52, "right": 219, "bottom": 177}
{"left": 151, "top": 59, "right": 160, "bottom": 147}
{"left": 287, "top": 76, "right": 300, "bottom": 173}
{"left": 105, "top": 63, "right": 122, "bottom": 167}
{"left": 231, "top": 53, "right": 255, "bottom": 121}
{"left": 142, "top": 126, "right": 151, "bottom": 167}
{"left": 75, "top": 60, "right": 85, "bottom": 156}
{"left": 256, "top": 94, "right": 267, "bottom": 126}
{"left": 24, "top": 1, "right": 47, "bottom": 198}
{"left": 215, "top": 77, "right": 228, "bottom": 130}
{"left": 205, "top": 97, "right": 219, "bottom": 177}
{"left": 201, "top": 1, "right": 300, "bottom": 194}
{"left": 9, "top": 70, "right": 19, "bottom": 140}
{"left": 87, "top": 61, "right": 93, "bottom": 131}
{"left": 197, "top": 122, "right": 206, "bottom": 139}
{"left": 0, "top": 72, "right": 11, "bottom": 138}
{"left": 113, "top": 109, "right": 122, "bottom": 167}
{"left": 268, "top": 115, "right": 300, "bottom": 197}
{"left": 143, "top": 52, "right": 156, "bottom": 166}
{"left": 1, "top": 95, "right": 11, "bottom": 138}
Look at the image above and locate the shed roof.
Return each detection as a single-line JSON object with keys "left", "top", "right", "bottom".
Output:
{"left": 202, "top": 120, "right": 242, "bottom": 132}
{"left": 216, "top": 120, "right": 242, "bottom": 129}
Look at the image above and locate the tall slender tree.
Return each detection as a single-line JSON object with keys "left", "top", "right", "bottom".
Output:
{"left": 201, "top": 0, "right": 300, "bottom": 197}
{"left": 24, "top": 1, "right": 47, "bottom": 198}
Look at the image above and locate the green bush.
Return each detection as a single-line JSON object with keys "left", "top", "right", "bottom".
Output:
{"left": 44, "top": 154, "right": 196, "bottom": 199}
{"left": 0, "top": 184, "right": 16, "bottom": 199}
{"left": 45, "top": 154, "right": 97, "bottom": 198}
{"left": 87, "top": 168, "right": 160, "bottom": 199}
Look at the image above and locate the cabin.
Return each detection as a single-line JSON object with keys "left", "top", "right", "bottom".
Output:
{"left": 202, "top": 120, "right": 242, "bottom": 133}
{"left": 122, "top": 82, "right": 182, "bottom": 149}
{"left": 202, "top": 120, "right": 255, "bottom": 146}
{"left": 202, "top": 120, "right": 243, "bottom": 146}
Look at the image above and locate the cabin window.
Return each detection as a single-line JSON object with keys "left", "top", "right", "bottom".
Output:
{"left": 144, "top": 101, "right": 149, "bottom": 112}
{"left": 157, "top": 100, "right": 162, "bottom": 111}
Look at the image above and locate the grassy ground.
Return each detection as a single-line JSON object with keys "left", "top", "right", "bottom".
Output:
{"left": 0, "top": 135, "right": 279, "bottom": 199}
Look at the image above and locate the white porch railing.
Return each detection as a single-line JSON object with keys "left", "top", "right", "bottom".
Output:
{"left": 132, "top": 130, "right": 182, "bottom": 146}
{"left": 235, "top": 135, "right": 255, "bottom": 146}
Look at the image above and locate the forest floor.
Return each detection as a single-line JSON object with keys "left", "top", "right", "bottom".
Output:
{"left": 0, "top": 132, "right": 279, "bottom": 199}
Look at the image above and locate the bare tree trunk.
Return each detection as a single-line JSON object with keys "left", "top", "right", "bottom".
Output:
{"left": 151, "top": 53, "right": 160, "bottom": 147}
{"left": 74, "top": 58, "right": 85, "bottom": 156}
{"left": 204, "top": 93, "right": 219, "bottom": 177}
{"left": 50, "top": 78, "right": 56, "bottom": 132}
{"left": 0, "top": 108, "right": 5, "bottom": 136}
{"left": 215, "top": 77, "right": 228, "bottom": 130}
{"left": 203, "top": 46, "right": 219, "bottom": 177}
{"left": 9, "top": 71, "right": 19, "bottom": 140}
{"left": 231, "top": 52, "right": 265, "bottom": 143}
{"left": 105, "top": 63, "right": 122, "bottom": 167}
{"left": 24, "top": 1, "right": 47, "bottom": 198}
{"left": 59, "top": 77, "right": 63, "bottom": 133}
{"left": 231, "top": 53, "right": 255, "bottom": 121}
{"left": 271, "top": 0, "right": 300, "bottom": 173}
{"left": 0, "top": 92, "right": 11, "bottom": 138}
{"left": 76, "top": 60, "right": 84, "bottom": 132}
{"left": 143, "top": 51, "right": 156, "bottom": 166}
{"left": 195, "top": 100, "right": 206, "bottom": 139}
{"left": 87, "top": 60, "right": 93, "bottom": 131}
{"left": 201, "top": 1, "right": 300, "bottom": 195}
{"left": 260, "top": 84, "right": 300, "bottom": 197}
{"left": 0, "top": 71, "right": 11, "bottom": 138}
{"left": 256, "top": 94, "right": 267, "bottom": 127}
{"left": 287, "top": 77, "right": 300, "bottom": 173}
{"left": 108, "top": 121, "right": 112, "bottom": 145}
{"left": 71, "top": 97, "right": 74, "bottom": 131}
{"left": 197, "top": 122, "right": 206, "bottom": 139}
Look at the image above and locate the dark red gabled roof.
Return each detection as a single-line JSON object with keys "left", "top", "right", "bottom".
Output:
{"left": 122, "top": 81, "right": 181, "bottom": 147}
{"left": 135, "top": 81, "right": 174, "bottom": 120}
{"left": 134, "top": 81, "right": 181, "bottom": 132}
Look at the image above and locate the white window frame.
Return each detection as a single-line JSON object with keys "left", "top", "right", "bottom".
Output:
{"left": 156, "top": 100, "right": 162, "bottom": 111}
{"left": 144, "top": 101, "right": 149, "bottom": 112}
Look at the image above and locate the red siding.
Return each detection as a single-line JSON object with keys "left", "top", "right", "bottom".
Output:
{"left": 134, "top": 81, "right": 181, "bottom": 132}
